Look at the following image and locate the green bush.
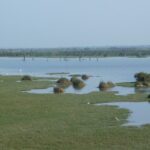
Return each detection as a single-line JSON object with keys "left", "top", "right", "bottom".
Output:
{"left": 135, "top": 81, "right": 144, "bottom": 88}
{"left": 71, "top": 78, "right": 85, "bottom": 89}
{"left": 21, "top": 75, "right": 32, "bottom": 81}
{"left": 98, "top": 82, "right": 109, "bottom": 90}
{"left": 53, "top": 87, "right": 64, "bottom": 94}
{"left": 99, "top": 81, "right": 115, "bottom": 90}
{"left": 107, "top": 81, "right": 115, "bottom": 87}
{"left": 81, "top": 74, "right": 89, "bottom": 80}
{"left": 134, "top": 72, "right": 150, "bottom": 87}
{"left": 57, "top": 78, "right": 71, "bottom": 88}
{"left": 70, "top": 77, "right": 77, "bottom": 83}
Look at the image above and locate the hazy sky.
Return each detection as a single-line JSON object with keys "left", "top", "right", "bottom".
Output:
{"left": 0, "top": 0, "right": 150, "bottom": 48}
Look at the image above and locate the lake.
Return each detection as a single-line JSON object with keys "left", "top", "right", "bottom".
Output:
{"left": 0, "top": 57, "right": 150, "bottom": 81}
{"left": 1, "top": 57, "right": 150, "bottom": 94}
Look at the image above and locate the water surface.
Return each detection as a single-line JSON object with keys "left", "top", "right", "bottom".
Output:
{"left": 1, "top": 57, "right": 150, "bottom": 94}
{"left": 96, "top": 102, "right": 150, "bottom": 126}
{"left": 1, "top": 57, "right": 150, "bottom": 82}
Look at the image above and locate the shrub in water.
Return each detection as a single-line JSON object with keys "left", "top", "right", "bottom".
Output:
{"left": 135, "top": 81, "right": 144, "bottom": 88}
{"left": 134, "top": 72, "right": 150, "bottom": 87}
{"left": 21, "top": 75, "right": 32, "bottom": 81}
{"left": 70, "top": 77, "right": 77, "bottom": 83}
{"left": 81, "top": 74, "right": 89, "bottom": 80}
{"left": 99, "top": 81, "right": 115, "bottom": 90}
{"left": 57, "top": 78, "right": 71, "bottom": 88}
{"left": 143, "top": 82, "right": 150, "bottom": 87}
{"left": 107, "top": 81, "right": 115, "bottom": 88}
{"left": 71, "top": 78, "right": 85, "bottom": 89}
{"left": 99, "top": 82, "right": 109, "bottom": 90}
{"left": 53, "top": 87, "right": 64, "bottom": 94}
{"left": 148, "top": 94, "right": 150, "bottom": 99}
{"left": 134, "top": 72, "right": 147, "bottom": 82}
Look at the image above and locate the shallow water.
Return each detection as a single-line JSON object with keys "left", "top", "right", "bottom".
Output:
{"left": 1, "top": 57, "right": 150, "bottom": 82}
{"left": 26, "top": 87, "right": 54, "bottom": 94}
{"left": 108, "top": 86, "right": 150, "bottom": 96}
{"left": 1, "top": 57, "right": 150, "bottom": 94}
{"left": 96, "top": 102, "right": 150, "bottom": 126}
{"left": 25, "top": 81, "right": 150, "bottom": 95}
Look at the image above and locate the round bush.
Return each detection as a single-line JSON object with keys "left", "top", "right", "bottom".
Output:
{"left": 57, "top": 78, "right": 71, "bottom": 87}
{"left": 99, "top": 82, "right": 109, "bottom": 90}
{"left": 71, "top": 78, "right": 85, "bottom": 89}
{"left": 70, "top": 77, "right": 77, "bottom": 83}
{"left": 134, "top": 72, "right": 150, "bottom": 87}
{"left": 21, "top": 75, "right": 32, "bottom": 81}
{"left": 98, "top": 81, "right": 115, "bottom": 90}
{"left": 53, "top": 87, "right": 64, "bottom": 94}
{"left": 107, "top": 81, "right": 115, "bottom": 88}
{"left": 81, "top": 75, "right": 89, "bottom": 80}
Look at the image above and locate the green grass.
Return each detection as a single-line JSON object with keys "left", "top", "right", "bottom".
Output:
{"left": 0, "top": 76, "right": 150, "bottom": 150}
{"left": 47, "top": 72, "right": 69, "bottom": 75}
{"left": 116, "top": 82, "right": 135, "bottom": 87}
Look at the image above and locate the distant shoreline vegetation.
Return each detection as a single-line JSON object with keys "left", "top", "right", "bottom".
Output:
{"left": 0, "top": 46, "right": 150, "bottom": 57}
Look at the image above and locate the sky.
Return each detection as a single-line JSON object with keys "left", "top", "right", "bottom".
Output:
{"left": 0, "top": 0, "right": 150, "bottom": 48}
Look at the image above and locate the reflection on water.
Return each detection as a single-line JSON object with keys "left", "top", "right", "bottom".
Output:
{"left": 26, "top": 87, "right": 54, "bottom": 94}
{"left": 24, "top": 76, "right": 150, "bottom": 95}
{"left": 95, "top": 102, "right": 150, "bottom": 126}
{"left": 109, "top": 86, "right": 150, "bottom": 96}
{"left": 1, "top": 57, "right": 149, "bottom": 95}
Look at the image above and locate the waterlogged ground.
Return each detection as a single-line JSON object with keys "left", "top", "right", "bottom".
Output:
{"left": 25, "top": 79, "right": 150, "bottom": 95}
{"left": 0, "top": 75, "right": 150, "bottom": 150}
{"left": 1, "top": 57, "right": 150, "bottom": 95}
{"left": 96, "top": 102, "right": 150, "bottom": 126}
{"left": 1, "top": 57, "right": 150, "bottom": 149}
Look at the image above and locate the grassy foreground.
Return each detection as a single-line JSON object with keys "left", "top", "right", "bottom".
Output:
{"left": 0, "top": 76, "right": 150, "bottom": 150}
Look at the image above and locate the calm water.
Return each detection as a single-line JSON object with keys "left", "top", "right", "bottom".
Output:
{"left": 25, "top": 84, "right": 150, "bottom": 95}
{"left": 0, "top": 57, "right": 150, "bottom": 82}
{"left": 1, "top": 57, "right": 150, "bottom": 94}
{"left": 96, "top": 102, "right": 150, "bottom": 126}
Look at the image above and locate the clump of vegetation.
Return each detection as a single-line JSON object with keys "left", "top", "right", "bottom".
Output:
{"left": 71, "top": 78, "right": 85, "bottom": 89}
{"left": 70, "top": 74, "right": 82, "bottom": 78}
{"left": 98, "top": 81, "right": 115, "bottom": 90}
{"left": 70, "top": 77, "right": 77, "bottom": 83}
{"left": 99, "top": 82, "right": 109, "bottom": 90}
{"left": 148, "top": 94, "right": 150, "bottom": 99}
{"left": 21, "top": 75, "right": 32, "bottom": 81}
{"left": 57, "top": 78, "right": 71, "bottom": 88}
{"left": 107, "top": 81, "right": 115, "bottom": 87}
{"left": 81, "top": 74, "right": 89, "bottom": 80}
{"left": 53, "top": 87, "right": 64, "bottom": 94}
{"left": 134, "top": 72, "right": 150, "bottom": 87}
{"left": 135, "top": 82, "right": 144, "bottom": 88}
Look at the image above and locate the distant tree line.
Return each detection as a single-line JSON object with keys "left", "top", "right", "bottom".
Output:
{"left": 0, "top": 46, "right": 150, "bottom": 57}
